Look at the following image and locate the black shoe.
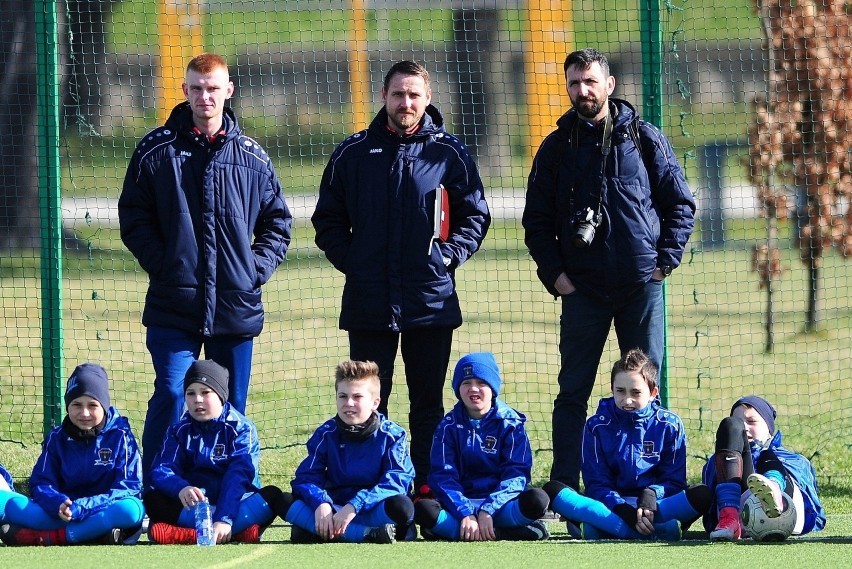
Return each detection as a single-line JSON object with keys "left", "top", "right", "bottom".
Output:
{"left": 99, "top": 528, "right": 123, "bottom": 545}
{"left": 365, "top": 524, "right": 396, "bottom": 544}
{"left": 395, "top": 521, "right": 418, "bottom": 541}
{"left": 0, "top": 524, "right": 19, "bottom": 546}
{"left": 494, "top": 520, "right": 550, "bottom": 541}
{"left": 290, "top": 525, "right": 322, "bottom": 544}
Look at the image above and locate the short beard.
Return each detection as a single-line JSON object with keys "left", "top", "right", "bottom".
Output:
{"left": 574, "top": 99, "right": 604, "bottom": 120}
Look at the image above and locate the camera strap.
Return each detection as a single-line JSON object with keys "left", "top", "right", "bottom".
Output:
{"left": 594, "top": 111, "right": 614, "bottom": 218}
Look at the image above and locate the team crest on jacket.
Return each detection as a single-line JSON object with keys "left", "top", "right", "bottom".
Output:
{"left": 642, "top": 441, "right": 659, "bottom": 459}
{"left": 212, "top": 444, "right": 227, "bottom": 460}
{"left": 481, "top": 435, "right": 498, "bottom": 454}
{"left": 94, "top": 447, "right": 114, "bottom": 466}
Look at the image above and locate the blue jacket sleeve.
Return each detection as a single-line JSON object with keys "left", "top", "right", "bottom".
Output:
{"left": 639, "top": 122, "right": 696, "bottom": 270}
{"left": 428, "top": 417, "right": 476, "bottom": 519}
{"left": 312, "top": 143, "right": 355, "bottom": 273}
{"left": 347, "top": 429, "right": 414, "bottom": 513}
{"left": 435, "top": 142, "right": 490, "bottom": 270}
{"left": 118, "top": 147, "right": 166, "bottom": 276}
{"left": 68, "top": 426, "right": 143, "bottom": 520}
{"left": 479, "top": 422, "right": 532, "bottom": 516}
{"left": 214, "top": 421, "right": 261, "bottom": 525}
{"left": 522, "top": 131, "right": 567, "bottom": 296}
{"left": 581, "top": 419, "right": 627, "bottom": 509}
{"left": 149, "top": 423, "right": 194, "bottom": 498}
{"left": 251, "top": 164, "right": 292, "bottom": 286}
{"left": 29, "top": 430, "right": 70, "bottom": 519}
{"left": 647, "top": 417, "right": 688, "bottom": 499}
{"left": 291, "top": 426, "right": 337, "bottom": 511}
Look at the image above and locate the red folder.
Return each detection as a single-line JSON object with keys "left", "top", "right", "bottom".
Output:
{"left": 428, "top": 184, "right": 449, "bottom": 254}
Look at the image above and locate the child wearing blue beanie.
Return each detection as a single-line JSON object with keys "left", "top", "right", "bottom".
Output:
{"left": 414, "top": 352, "right": 549, "bottom": 541}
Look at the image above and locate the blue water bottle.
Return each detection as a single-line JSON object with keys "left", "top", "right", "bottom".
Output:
{"left": 195, "top": 493, "right": 215, "bottom": 547}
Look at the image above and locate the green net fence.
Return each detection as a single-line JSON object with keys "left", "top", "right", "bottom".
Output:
{"left": 1, "top": 0, "right": 850, "bottom": 484}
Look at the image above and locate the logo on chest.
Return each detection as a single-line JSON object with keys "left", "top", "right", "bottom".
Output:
{"left": 211, "top": 444, "right": 227, "bottom": 460}
{"left": 94, "top": 447, "right": 114, "bottom": 466}
{"left": 480, "top": 435, "right": 498, "bottom": 455}
{"left": 641, "top": 440, "right": 660, "bottom": 459}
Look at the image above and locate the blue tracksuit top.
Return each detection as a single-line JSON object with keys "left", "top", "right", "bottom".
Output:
{"left": 582, "top": 397, "right": 687, "bottom": 509}
{"left": 291, "top": 414, "right": 414, "bottom": 513}
{"left": 29, "top": 407, "right": 142, "bottom": 521}
{"left": 702, "top": 429, "right": 826, "bottom": 534}
{"left": 149, "top": 402, "right": 261, "bottom": 526}
{"left": 428, "top": 399, "right": 533, "bottom": 519}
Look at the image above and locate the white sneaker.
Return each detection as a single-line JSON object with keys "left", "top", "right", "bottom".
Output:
{"left": 747, "top": 473, "right": 783, "bottom": 518}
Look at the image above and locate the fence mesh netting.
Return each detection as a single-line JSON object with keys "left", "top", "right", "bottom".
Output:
{"left": 0, "top": 0, "right": 850, "bottom": 482}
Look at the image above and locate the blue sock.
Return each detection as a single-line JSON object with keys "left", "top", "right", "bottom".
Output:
{"left": 581, "top": 522, "right": 613, "bottom": 540}
{"left": 430, "top": 509, "right": 461, "bottom": 541}
{"left": 764, "top": 470, "right": 787, "bottom": 493}
{"left": 340, "top": 521, "right": 375, "bottom": 543}
{"left": 715, "top": 482, "right": 741, "bottom": 510}
{"left": 232, "top": 492, "right": 274, "bottom": 534}
{"left": 284, "top": 500, "right": 317, "bottom": 534}
{"left": 656, "top": 491, "right": 698, "bottom": 523}
{"left": 652, "top": 519, "right": 681, "bottom": 541}
{"left": 551, "top": 488, "right": 636, "bottom": 539}
{"left": 177, "top": 505, "right": 196, "bottom": 528}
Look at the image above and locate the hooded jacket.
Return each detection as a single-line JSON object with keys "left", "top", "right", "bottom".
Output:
{"left": 701, "top": 429, "right": 826, "bottom": 534}
{"left": 312, "top": 105, "right": 490, "bottom": 331}
{"left": 149, "top": 402, "right": 261, "bottom": 526}
{"left": 428, "top": 399, "right": 533, "bottom": 520}
{"left": 523, "top": 99, "right": 695, "bottom": 300}
{"left": 291, "top": 414, "right": 414, "bottom": 513}
{"left": 581, "top": 397, "right": 687, "bottom": 509}
{"left": 29, "top": 407, "right": 142, "bottom": 521}
{"left": 119, "top": 102, "right": 292, "bottom": 337}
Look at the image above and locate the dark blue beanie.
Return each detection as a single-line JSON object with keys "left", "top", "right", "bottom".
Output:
{"left": 65, "top": 363, "right": 110, "bottom": 410}
{"left": 452, "top": 352, "right": 502, "bottom": 399}
{"left": 184, "top": 359, "right": 229, "bottom": 404}
{"left": 731, "top": 395, "right": 776, "bottom": 434}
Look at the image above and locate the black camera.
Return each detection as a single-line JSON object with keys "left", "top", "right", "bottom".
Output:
{"left": 572, "top": 207, "right": 602, "bottom": 248}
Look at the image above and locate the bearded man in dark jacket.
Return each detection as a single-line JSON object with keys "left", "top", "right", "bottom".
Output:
{"left": 312, "top": 60, "right": 490, "bottom": 494}
{"left": 523, "top": 48, "right": 695, "bottom": 492}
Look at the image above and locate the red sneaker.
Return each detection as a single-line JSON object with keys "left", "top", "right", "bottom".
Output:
{"left": 148, "top": 522, "right": 196, "bottom": 545}
{"left": 3, "top": 526, "right": 67, "bottom": 546}
{"left": 232, "top": 524, "right": 260, "bottom": 543}
{"left": 709, "top": 506, "right": 741, "bottom": 541}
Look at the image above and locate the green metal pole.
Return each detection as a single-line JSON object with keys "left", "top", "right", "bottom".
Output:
{"left": 640, "top": 0, "right": 669, "bottom": 405}
{"left": 35, "top": 0, "right": 64, "bottom": 434}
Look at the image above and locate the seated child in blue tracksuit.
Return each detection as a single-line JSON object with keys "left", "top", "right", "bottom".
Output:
{"left": 0, "top": 363, "right": 145, "bottom": 546}
{"left": 545, "top": 348, "right": 711, "bottom": 540}
{"left": 144, "top": 359, "right": 286, "bottom": 544}
{"left": 277, "top": 360, "right": 415, "bottom": 544}
{"left": 703, "top": 395, "right": 826, "bottom": 541}
{"left": 414, "top": 352, "right": 550, "bottom": 541}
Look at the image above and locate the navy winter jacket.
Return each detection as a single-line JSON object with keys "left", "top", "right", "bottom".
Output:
{"left": 428, "top": 400, "right": 533, "bottom": 520}
{"left": 312, "top": 105, "right": 490, "bottom": 331}
{"left": 581, "top": 397, "right": 687, "bottom": 510}
{"left": 119, "top": 103, "right": 292, "bottom": 337}
{"left": 29, "top": 407, "right": 142, "bottom": 521}
{"left": 523, "top": 99, "right": 695, "bottom": 301}
{"left": 149, "top": 403, "right": 262, "bottom": 526}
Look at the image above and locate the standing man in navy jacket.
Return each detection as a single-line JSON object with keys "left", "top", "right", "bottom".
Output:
{"left": 119, "top": 53, "right": 292, "bottom": 481}
{"left": 523, "top": 48, "right": 695, "bottom": 491}
{"left": 312, "top": 60, "right": 490, "bottom": 495}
